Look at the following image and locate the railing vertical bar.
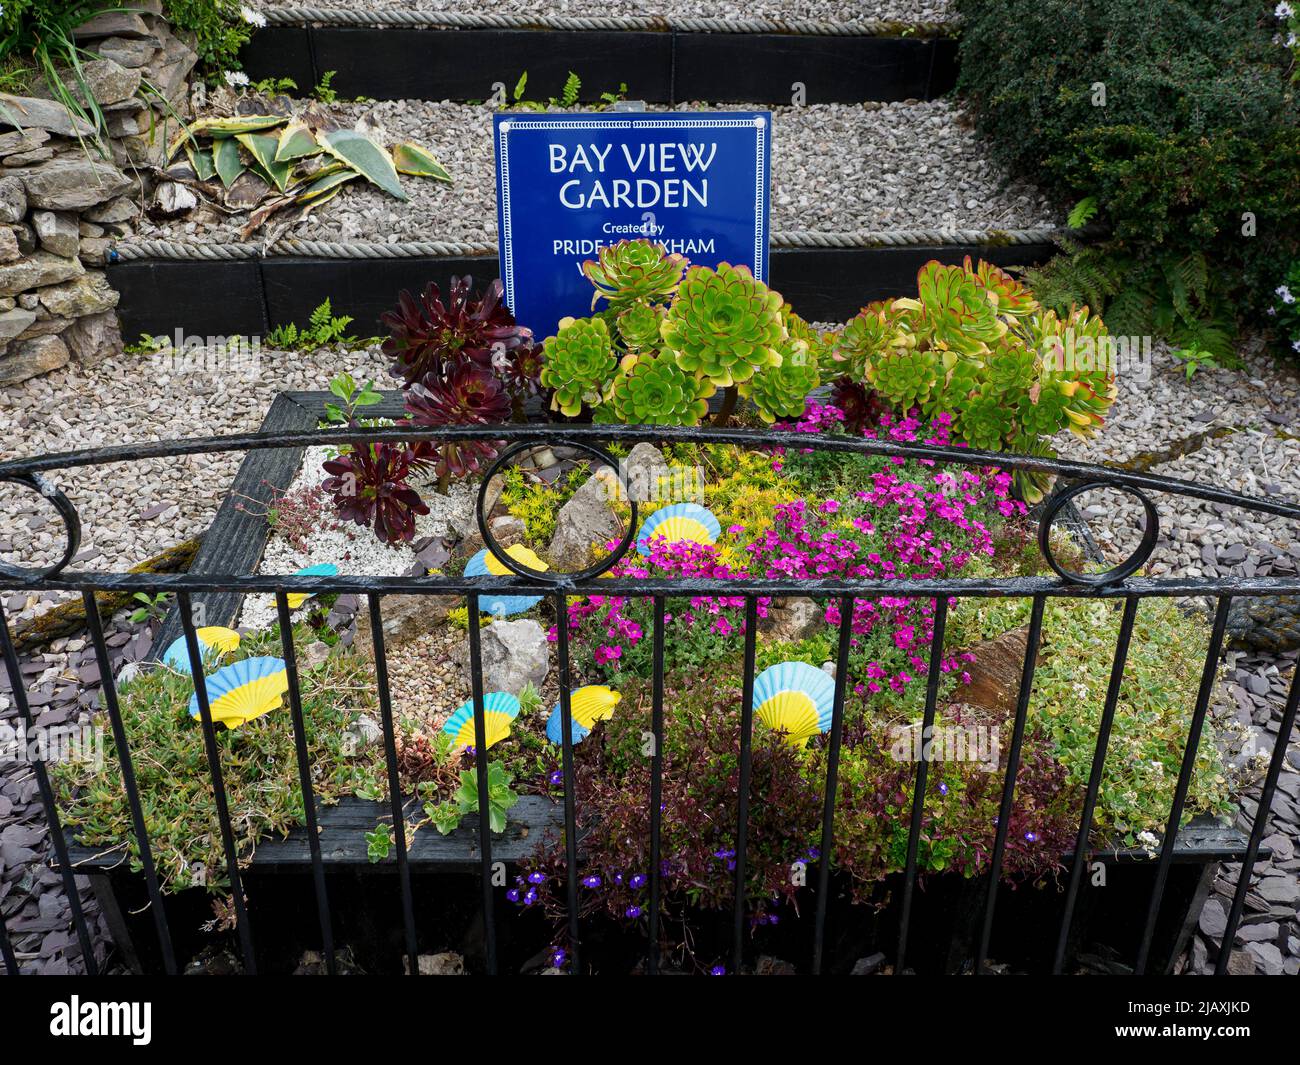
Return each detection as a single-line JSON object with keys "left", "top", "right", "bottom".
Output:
{"left": 1217, "top": 640, "right": 1300, "bottom": 972}
{"left": 1134, "top": 595, "right": 1231, "bottom": 974}
{"left": 975, "top": 592, "right": 1046, "bottom": 974}
{"left": 647, "top": 594, "right": 666, "bottom": 976}
{"left": 896, "top": 594, "right": 949, "bottom": 974}
{"left": 274, "top": 591, "right": 336, "bottom": 975}
{"left": 552, "top": 591, "right": 582, "bottom": 973}
{"left": 366, "top": 593, "right": 420, "bottom": 976}
{"left": 466, "top": 594, "right": 498, "bottom": 975}
{"left": 82, "top": 591, "right": 177, "bottom": 975}
{"left": 1052, "top": 594, "right": 1140, "bottom": 975}
{"left": 0, "top": 605, "right": 99, "bottom": 975}
{"left": 0, "top": 903, "right": 17, "bottom": 974}
{"left": 731, "top": 595, "right": 759, "bottom": 974}
{"left": 177, "top": 590, "right": 255, "bottom": 973}
{"left": 811, "top": 595, "right": 854, "bottom": 975}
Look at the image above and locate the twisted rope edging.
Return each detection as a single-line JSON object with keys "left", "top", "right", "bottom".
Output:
{"left": 257, "top": 8, "right": 957, "bottom": 37}
{"left": 111, "top": 228, "right": 1071, "bottom": 262}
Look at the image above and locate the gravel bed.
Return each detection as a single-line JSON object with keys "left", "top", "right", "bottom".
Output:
{"left": 1186, "top": 648, "right": 1300, "bottom": 976}
{"left": 0, "top": 607, "right": 155, "bottom": 975}
{"left": 251, "top": 0, "right": 956, "bottom": 27}
{"left": 130, "top": 99, "right": 1059, "bottom": 247}
{"left": 0, "top": 344, "right": 391, "bottom": 613}
{"left": 1050, "top": 338, "right": 1300, "bottom": 579}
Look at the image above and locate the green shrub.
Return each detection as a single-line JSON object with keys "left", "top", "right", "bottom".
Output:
{"left": 956, "top": 0, "right": 1300, "bottom": 353}
{"left": 163, "top": 0, "right": 253, "bottom": 78}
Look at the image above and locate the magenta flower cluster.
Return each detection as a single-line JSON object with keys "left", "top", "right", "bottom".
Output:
{"left": 555, "top": 408, "right": 1026, "bottom": 710}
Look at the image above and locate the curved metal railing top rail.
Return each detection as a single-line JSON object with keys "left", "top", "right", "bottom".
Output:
{"left": 2, "top": 424, "right": 1299, "bottom": 590}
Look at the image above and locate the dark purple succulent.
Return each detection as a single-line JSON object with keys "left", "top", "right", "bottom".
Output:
{"left": 382, "top": 276, "right": 536, "bottom": 388}
{"left": 404, "top": 363, "right": 509, "bottom": 480}
{"left": 322, "top": 442, "right": 432, "bottom": 544}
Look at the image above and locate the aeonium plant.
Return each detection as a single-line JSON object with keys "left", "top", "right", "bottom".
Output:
{"left": 830, "top": 257, "right": 1116, "bottom": 502}
{"left": 321, "top": 276, "right": 541, "bottom": 543}
{"left": 540, "top": 239, "right": 826, "bottom": 426}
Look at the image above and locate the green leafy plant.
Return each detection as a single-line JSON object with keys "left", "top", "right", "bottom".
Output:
{"left": 129, "top": 591, "right": 170, "bottom": 624}
{"left": 250, "top": 75, "right": 297, "bottom": 96}
{"left": 1268, "top": 258, "right": 1300, "bottom": 360}
{"left": 322, "top": 371, "right": 383, "bottom": 427}
{"left": 956, "top": 0, "right": 1300, "bottom": 350}
{"left": 541, "top": 240, "right": 823, "bottom": 426}
{"left": 424, "top": 762, "right": 521, "bottom": 835}
{"left": 831, "top": 257, "right": 1114, "bottom": 502}
{"left": 502, "top": 70, "right": 627, "bottom": 112}
{"left": 365, "top": 822, "right": 393, "bottom": 862}
{"left": 163, "top": 0, "right": 255, "bottom": 80}
{"left": 267, "top": 299, "right": 373, "bottom": 352}
{"left": 313, "top": 69, "right": 338, "bottom": 103}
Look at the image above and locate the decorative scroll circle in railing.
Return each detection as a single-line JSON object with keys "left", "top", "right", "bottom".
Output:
{"left": 0, "top": 473, "right": 82, "bottom": 583}
{"left": 1036, "top": 480, "right": 1160, "bottom": 587}
{"left": 477, "top": 441, "right": 640, "bottom": 582}
{"left": 1, "top": 423, "right": 1298, "bottom": 592}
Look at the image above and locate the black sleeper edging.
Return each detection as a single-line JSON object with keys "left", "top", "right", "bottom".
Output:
{"left": 108, "top": 242, "right": 1059, "bottom": 340}
{"left": 240, "top": 25, "right": 958, "bottom": 105}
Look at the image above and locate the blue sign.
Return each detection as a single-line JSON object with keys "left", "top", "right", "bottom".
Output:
{"left": 494, "top": 111, "right": 771, "bottom": 339}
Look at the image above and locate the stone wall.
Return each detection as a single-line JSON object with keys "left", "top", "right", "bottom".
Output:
{"left": 0, "top": 2, "right": 197, "bottom": 387}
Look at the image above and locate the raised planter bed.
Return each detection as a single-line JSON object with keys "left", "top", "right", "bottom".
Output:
{"left": 54, "top": 392, "right": 1266, "bottom": 976}
{"left": 108, "top": 240, "right": 1061, "bottom": 341}
{"left": 240, "top": 25, "right": 958, "bottom": 107}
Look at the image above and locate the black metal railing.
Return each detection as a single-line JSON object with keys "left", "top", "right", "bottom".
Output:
{"left": 1, "top": 423, "right": 1298, "bottom": 976}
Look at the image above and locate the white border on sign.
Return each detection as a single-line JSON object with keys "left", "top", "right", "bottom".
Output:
{"left": 497, "top": 115, "right": 769, "bottom": 312}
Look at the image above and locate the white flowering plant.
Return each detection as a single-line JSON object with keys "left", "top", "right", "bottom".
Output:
{"left": 1278, "top": 1, "right": 1300, "bottom": 76}
{"left": 1270, "top": 261, "right": 1300, "bottom": 357}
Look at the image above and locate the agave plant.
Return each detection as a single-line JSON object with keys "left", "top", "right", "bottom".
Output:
{"left": 322, "top": 442, "right": 431, "bottom": 543}
{"left": 660, "top": 262, "right": 786, "bottom": 387}
{"left": 830, "top": 257, "right": 1115, "bottom": 502}
{"left": 383, "top": 276, "right": 535, "bottom": 388}
{"left": 583, "top": 239, "right": 687, "bottom": 310}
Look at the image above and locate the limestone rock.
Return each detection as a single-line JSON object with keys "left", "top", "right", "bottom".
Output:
{"left": 36, "top": 272, "right": 118, "bottom": 318}
{"left": 462, "top": 619, "right": 549, "bottom": 695}
{"left": 0, "top": 251, "right": 83, "bottom": 297}
{"left": 0, "top": 334, "right": 68, "bottom": 385}
{"left": 62, "top": 310, "right": 122, "bottom": 366}
{"left": 0, "top": 129, "right": 50, "bottom": 156}
{"left": 0, "top": 307, "right": 36, "bottom": 340}
{"left": 547, "top": 466, "right": 622, "bottom": 571}
{"left": 72, "top": 12, "right": 153, "bottom": 39}
{"left": 760, "top": 597, "right": 826, "bottom": 643}
{"left": 20, "top": 158, "right": 132, "bottom": 210}
{"left": 957, "top": 625, "right": 1041, "bottom": 714}
{"left": 353, "top": 593, "right": 458, "bottom": 660}
{"left": 623, "top": 442, "right": 670, "bottom": 502}
{"left": 0, "top": 95, "right": 95, "bottom": 138}
{"left": 10, "top": 221, "right": 35, "bottom": 254}
{"left": 85, "top": 196, "right": 137, "bottom": 224}
{"left": 341, "top": 714, "right": 383, "bottom": 755}
{"left": 78, "top": 237, "right": 113, "bottom": 266}
{"left": 0, "top": 177, "right": 26, "bottom": 224}
{"left": 16, "top": 315, "right": 72, "bottom": 340}
{"left": 95, "top": 36, "right": 160, "bottom": 69}
{"left": 151, "top": 181, "right": 197, "bottom": 219}
{"left": 1, "top": 146, "right": 55, "bottom": 167}
{"left": 0, "top": 227, "right": 18, "bottom": 263}
{"left": 31, "top": 211, "right": 80, "bottom": 257}
{"left": 489, "top": 515, "right": 527, "bottom": 549}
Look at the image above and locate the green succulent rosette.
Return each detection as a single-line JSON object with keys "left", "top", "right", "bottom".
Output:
{"left": 604, "top": 352, "right": 714, "bottom": 426}
{"left": 739, "top": 337, "right": 820, "bottom": 424}
{"left": 660, "top": 262, "right": 786, "bottom": 388}
{"left": 893, "top": 260, "right": 1007, "bottom": 357}
{"left": 865, "top": 346, "right": 941, "bottom": 413}
{"left": 582, "top": 239, "right": 687, "bottom": 311}
{"left": 539, "top": 316, "right": 617, "bottom": 417}
{"left": 616, "top": 300, "right": 666, "bottom": 352}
